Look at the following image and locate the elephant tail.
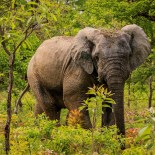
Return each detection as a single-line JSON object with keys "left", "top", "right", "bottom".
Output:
{"left": 14, "top": 83, "right": 30, "bottom": 114}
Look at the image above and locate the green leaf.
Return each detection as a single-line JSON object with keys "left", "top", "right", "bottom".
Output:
{"left": 102, "top": 104, "right": 111, "bottom": 108}
{"left": 26, "top": 17, "right": 33, "bottom": 26}
{"left": 12, "top": 0, "right": 15, "bottom": 9}
{"left": 25, "top": 39, "right": 32, "bottom": 50}
{"left": 79, "top": 105, "right": 86, "bottom": 111}
{"left": 86, "top": 88, "right": 96, "bottom": 95}
{"left": 145, "top": 142, "right": 154, "bottom": 150}
{"left": 27, "top": 2, "right": 39, "bottom": 6}
{"left": 11, "top": 22, "right": 15, "bottom": 30}
{"left": 138, "top": 125, "right": 152, "bottom": 137}
{"left": 22, "top": 43, "right": 27, "bottom": 49}
{"left": 105, "top": 98, "right": 116, "bottom": 104}
{"left": 0, "top": 73, "right": 4, "bottom": 77}
{"left": 151, "top": 117, "right": 155, "bottom": 122}
{"left": 52, "top": 14, "right": 57, "bottom": 22}
{"left": 16, "top": 17, "right": 24, "bottom": 23}
{"left": 137, "top": 125, "right": 152, "bottom": 141}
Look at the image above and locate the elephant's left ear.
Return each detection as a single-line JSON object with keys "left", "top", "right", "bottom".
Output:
{"left": 70, "top": 40, "right": 94, "bottom": 74}
{"left": 70, "top": 27, "right": 100, "bottom": 74}
{"left": 121, "top": 24, "right": 151, "bottom": 71}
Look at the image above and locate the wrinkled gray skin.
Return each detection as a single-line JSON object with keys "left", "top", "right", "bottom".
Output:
{"left": 27, "top": 24, "right": 150, "bottom": 135}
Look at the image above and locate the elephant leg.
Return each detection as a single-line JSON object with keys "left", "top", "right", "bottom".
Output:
{"left": 63, "top": 91, "right": 92, "bottom": 128}
{"left": 102, "top": 105, "right": 115, "bottom": 127}
{"left": 80, "top": 107, "right": 92, "bottom": 129}
{"left": 102, "top": 85, "right": 115, "bottom": 127}
{"left": 102, "top": 107, "right": 108, "bottom": 126}
{"left": 55, "top": 109, "right": 61, "bottom": 126}
{"left": 35, "top": 102, "right": 61, "bottom": 120}
{"left": 35, "top": 102, "right": 44, "bottom": 116}
{"left": 31, "top": 83, "right": 59, "bottom": 120}
{"left": 63, "top": 92, "right": 92, "bottom": 128}
{"left": 35, "top": 102, "right": 61, "bottom": 126}
{"left": 63, "top": 69, "right": 93, "bottom": 129}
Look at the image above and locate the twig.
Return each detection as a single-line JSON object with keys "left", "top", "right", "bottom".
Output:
{"left": 14, "top": 84, "right": 30, "bottom": 114}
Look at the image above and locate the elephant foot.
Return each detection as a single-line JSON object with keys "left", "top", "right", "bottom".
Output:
{"left": 102, "top": 107, "right": 115, "bottom": 127}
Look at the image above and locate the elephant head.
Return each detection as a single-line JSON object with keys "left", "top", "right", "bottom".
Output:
{"left": 70, "top": 24, "right": 151, "bottom": 135}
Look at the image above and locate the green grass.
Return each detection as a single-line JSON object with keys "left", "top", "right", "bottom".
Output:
{"left": 0, "top": 90, "right": 155, "bottom": 155}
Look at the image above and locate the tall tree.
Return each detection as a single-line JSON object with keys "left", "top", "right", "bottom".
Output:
{"left": 0, "top": 0, "right": 39, "bottom": 153}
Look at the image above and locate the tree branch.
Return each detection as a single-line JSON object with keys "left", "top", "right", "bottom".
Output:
{"left": 14, "top": 22, "right": 38, "bottom": 53}
{"left": 0, "top": 26, "right": 11, "bottom": 56}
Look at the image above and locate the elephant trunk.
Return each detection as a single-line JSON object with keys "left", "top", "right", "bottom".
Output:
{"left": 107, "top": 77, "right": 125, "bottom": 135}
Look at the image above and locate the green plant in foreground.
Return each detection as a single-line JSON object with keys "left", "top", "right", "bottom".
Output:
{"left": 80, "top": 85, "right": 116, "bottom": 154}
{"left": 136, "top": 107, "right": 155, "bottom": 151}
{"left": 82, "top": 85, "right": 116, "bottom": 128}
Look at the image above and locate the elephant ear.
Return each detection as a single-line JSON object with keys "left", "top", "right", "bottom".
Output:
{"left": 121, "top": 24, "right": 151, "bottom": 71}
{"left": 71, "top": 27, "right": 101, "bottom": 74}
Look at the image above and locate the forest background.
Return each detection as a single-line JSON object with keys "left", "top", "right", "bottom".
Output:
{"left": 0, "top": 0, "right": 155, "bottom": 154}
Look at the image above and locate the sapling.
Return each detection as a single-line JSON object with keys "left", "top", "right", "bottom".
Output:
{"left": 80, "top": 85, "right": 116, "bottom": 154}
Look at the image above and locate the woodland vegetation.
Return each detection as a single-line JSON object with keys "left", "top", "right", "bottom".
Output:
{"left": 0, "top": 0, "right": 155, "bottom": 154}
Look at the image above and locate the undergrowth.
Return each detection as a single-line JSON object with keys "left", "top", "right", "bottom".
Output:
{"left": 0, "top": 87, "right": 155, "bottom": 154}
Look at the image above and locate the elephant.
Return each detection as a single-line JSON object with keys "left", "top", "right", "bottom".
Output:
{"left": 27, "top": 24, "right": 150, "bottom": 135}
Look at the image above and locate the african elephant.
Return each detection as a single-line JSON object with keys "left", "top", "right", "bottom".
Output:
{"left": 27, "top": 24, "right": 150, "bottom": 135}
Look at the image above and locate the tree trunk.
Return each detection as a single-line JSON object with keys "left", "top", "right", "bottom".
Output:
{"left": 127, "top": 75, "right": 131, "bottom": 108}
{"left": 4, "top": 53, "right": 15, "bottom": 154}
{"left": 148, "top": 76, "right": 153, "bottom": 108}
{"left": 127, "top": 81, "right": 131, "bottom": 108}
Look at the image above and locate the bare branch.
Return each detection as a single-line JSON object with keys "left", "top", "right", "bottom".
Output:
{"left": 14, "top": 84, "right": 30, "bottom": 114}
{"left": 1, "top": 41, "right": 11, "bottom": 56}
